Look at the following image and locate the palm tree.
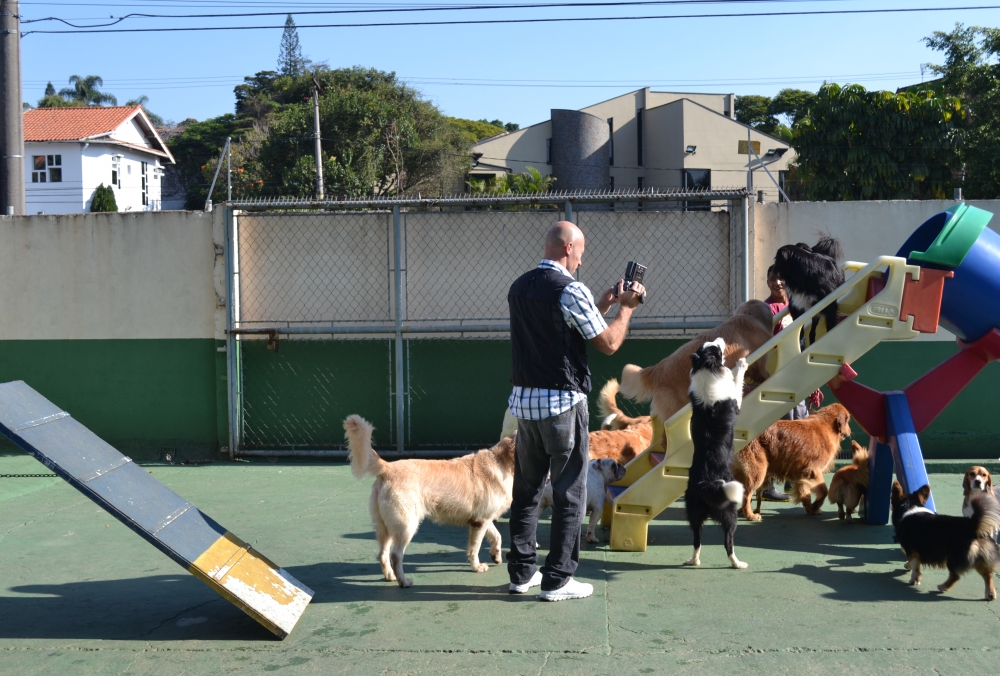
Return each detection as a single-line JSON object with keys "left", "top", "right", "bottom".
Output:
{"left": 59, "top": 75, "right": 117, "bottom": 106}
{"left": 125, "top": 95, "right": 164, "bottom": 126}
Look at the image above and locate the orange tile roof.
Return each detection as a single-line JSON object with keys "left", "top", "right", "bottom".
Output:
{"left": 23, "top": 106, "right": 142, "bottom": 141}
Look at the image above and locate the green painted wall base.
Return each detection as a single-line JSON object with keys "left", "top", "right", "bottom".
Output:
{"left": 0, "top": 339, "right": 221, "bottom": 462}
{"left": 1, "top": 337, "right": 997, "bottom": 461}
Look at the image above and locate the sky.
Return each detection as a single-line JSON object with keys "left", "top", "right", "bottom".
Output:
{"left": 16, "top": 0, "right": 1000, "bottom": 128}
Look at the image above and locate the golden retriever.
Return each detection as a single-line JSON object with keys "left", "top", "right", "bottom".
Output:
{"left": 344, "top": 414, "right": 516, "bottom": 588}
{"left": 828, "top": 441, "right": 869, "bottom": 521}
{"left": 618, "top": 300, "right": 773, "bottom": 428}
{"left": 733, "top": 403, "right": 852, "bottom": 520}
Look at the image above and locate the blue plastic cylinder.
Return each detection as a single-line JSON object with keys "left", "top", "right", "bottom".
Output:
{"left": 897, "top": 212, "right": 1000, "bottom": 342}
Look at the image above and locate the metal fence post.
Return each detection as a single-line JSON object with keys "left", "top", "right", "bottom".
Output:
{"left": 564, "top": 200, "right": 574, "bottom": 223}
{"left": 225, "top": 205, "right": 238, "bottom": 460}
{"left": 742, "top": 195, "right": 751, "bottom": 303}
{"left": 393, "top": 205, "right": 405, "bottom": 456}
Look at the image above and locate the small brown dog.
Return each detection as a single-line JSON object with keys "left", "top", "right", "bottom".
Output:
{"left": 828, "top": 441, "right": 869, "bottom": 521}
{"left": 618, "top": 300, "right": 773, "bottom": 426}
{"left": 345, "top": 414, "right": 516, "bottom": 588}
{"left": 733, "top": 403, "right": 852, "bottom": 521}
{"left": 963, "top": 466, "right": 994, "bottom": 517}
{"left": 588, "top": 379, "right": 652, "bottom": 465}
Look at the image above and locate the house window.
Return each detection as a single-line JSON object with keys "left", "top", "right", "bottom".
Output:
{"left": 636, "top": 108, "right": 643, "bottom": 167}
{"left": 112, "top": 157, "right": 121, "bottom": 188}
{"left": 607, "top": 118, "right": 614, "bottom": 165}
{"left": 47, "top": 155, "right": 62, "bottom": 183}
{"left": 31, "top": 156, "right": 46, "bottom": 183}
{"left": 546, "top": 138, "right": 552, "bottom": 165}
{"left": 684, "top": 169, "right": 711, "bottom": 211}
{"left": 141, "top": 161, "right": 148, "bottom": 206}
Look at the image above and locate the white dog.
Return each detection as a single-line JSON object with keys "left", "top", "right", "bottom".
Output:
{"left": 538, "top": 458, "right": 627, "bottom": 543}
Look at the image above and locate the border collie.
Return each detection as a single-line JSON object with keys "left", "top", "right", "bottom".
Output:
{"left": 773, "top": 237, "right": 845, "bottom": 345}
{"left": 684, "top": 338, "right": 748, "bottom": 570}
{"left": 891, "top": 481, "right": 1000, "bottom": 601}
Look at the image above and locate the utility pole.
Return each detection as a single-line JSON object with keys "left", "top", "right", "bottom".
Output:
{"left": 0, "top": 0, "right": 24, "bottom": 216}
{"left": 311, "top": 75, "right": 324, "bottom": 200}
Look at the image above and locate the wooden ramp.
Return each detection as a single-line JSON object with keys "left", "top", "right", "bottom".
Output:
{"left": 604, "top": 255, "right": 933, "bottom": 551}
{"left": 0, "top": 381, "right": 313, "bottom": 638}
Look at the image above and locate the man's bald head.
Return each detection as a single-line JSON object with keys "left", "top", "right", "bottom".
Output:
{"left": 544, "top": 221, "right": 586, "bottom": 273}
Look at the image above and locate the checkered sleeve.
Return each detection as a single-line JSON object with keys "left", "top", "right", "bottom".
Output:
{"left": 559, "top": 282, "right": 608, "bottom": 340}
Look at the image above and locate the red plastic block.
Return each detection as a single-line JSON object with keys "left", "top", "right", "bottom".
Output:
{"left": 900, "top": 269, "right": 954, "bottom": 333}
{"left": 829, "top": 378, "right": 887, "bottom": 439}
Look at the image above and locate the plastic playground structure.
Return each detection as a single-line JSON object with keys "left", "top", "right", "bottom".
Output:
{"left": 604, "top": 203, "right": 1000, "bottom": 551}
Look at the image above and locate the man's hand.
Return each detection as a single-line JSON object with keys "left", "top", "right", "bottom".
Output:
{"left": 595, "top": 280, "right": 623, "bottom": 314}
{"left": 619, "top": 282, "right": 646, "bottom": 309}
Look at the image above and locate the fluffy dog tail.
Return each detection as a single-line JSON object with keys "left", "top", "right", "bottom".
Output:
{"left": 619, "top": 364, "right": 653, "bottom": 404}
{"left": 598, "top": 378, "right": 648, "bottom": 429}
{"left": 343, "top": 414, "right": 388, "bottom": 479}
{"left": 969, "top": 492, "right": 1000, "bottom": 539}
{"left": 695, "top": 479, "right": 744, "bottom": 508}
{"left": 851, "top": 442, "right": 870, "bottom": 484}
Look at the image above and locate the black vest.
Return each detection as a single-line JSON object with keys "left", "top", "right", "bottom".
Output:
{"left": 508, "top": 267, "right": 592, "bottom": 394}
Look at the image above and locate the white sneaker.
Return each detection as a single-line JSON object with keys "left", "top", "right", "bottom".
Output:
{"left": 509, "top": 570, "right": 543, "bottom": 594}
{"left": 539, "top": 577, "right": 593, "bottom": 602}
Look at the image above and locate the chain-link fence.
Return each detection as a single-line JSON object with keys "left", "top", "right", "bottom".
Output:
{"left": 225, "top": 190, "right": 750, "bottom": 457}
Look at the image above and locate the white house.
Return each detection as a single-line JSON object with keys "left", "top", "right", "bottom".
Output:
{"left": 23, "top": 106, "right": 175, "bottom": 214}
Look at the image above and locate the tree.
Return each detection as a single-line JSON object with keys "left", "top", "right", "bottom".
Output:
{"left": 924, "top": 23, "right": 1000, "bottom": 197}
{"left": 44, "top": 82, "right": 55, "bottom": 97}
{"left": 770, "top": 88, "right": 817, "bottom": 127}
{"left": 277, "top": 15, "right": 306, "bottom": 77}
{"left": 791, "top": 83, "right": 964, "bottom": 201}
{"left": 60, "top": 75, "right": 117, "bottom": 105}
{"left": 735, "top": 95, "right": 778, "bottom": 134}
{"left": 449, "top": 117, "right": 506, "bottom": 145}
{"left": 166, "top": 114, "right": 238, "bottom": 209}
{"left": 90, "top": 184, "right": 118, "bottom": 212}
{"left": 125, "top": 95, "right": 165, "bottom": 126}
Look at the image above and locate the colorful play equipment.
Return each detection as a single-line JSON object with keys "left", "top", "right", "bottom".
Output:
{"left": 0, "top": 381, "right": 313, "bottom": 638}
{"left": 604, "top": 203, "right": 999, "bottom": 550}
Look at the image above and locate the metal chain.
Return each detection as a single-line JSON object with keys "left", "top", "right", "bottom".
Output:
{"left": 0, "top": 473, "right": 57, "bottom": 478}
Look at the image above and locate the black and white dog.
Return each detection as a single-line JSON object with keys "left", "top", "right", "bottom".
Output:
{"left": 772, "top": 237, "right": 846, "bottom": 345}
{"left": 684, "top": 338, "right": 749, "bottom": 570}
{"left": 891, "top": 481, "right": 1000, "bottom": 600}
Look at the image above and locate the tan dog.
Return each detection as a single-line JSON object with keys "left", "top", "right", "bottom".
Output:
{"left": 588, "top": 379, "right": 652, "bottom": 464}
{"left": 963, "top": 466, "right": 994, "bottom": 517}
{"left": 733, "top": 403, "right": 852, "bottom": 520}
{"left": 344, "top": 414, "right": 516, "bottom": 588}
{"left": 828, "top": 441, "right": 869, "bottom": 521}
{"left": 618, "top": 301, "right": 773, "bottom": 434}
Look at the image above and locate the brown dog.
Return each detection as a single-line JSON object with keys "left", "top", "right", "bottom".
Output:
{"left": 344, "top": 414, "right": 516, "bottom": 587}
{"left": 733, "top": 403, "right": 852, "bottom": 521}
{"left": 963, "top": 466, "right": 994, "bottom": 517}
{"left": 828, "top": 441, "right": 869, "bottom": 521}
{"left": 618, "top": 300, "right": 773, "bottom": 428}
{"left": 588, "top": 379, "right": 652, "bottom": 464}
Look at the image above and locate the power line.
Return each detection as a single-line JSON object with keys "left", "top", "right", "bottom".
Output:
{"left": 18, "top": 0, "right": 869, "bottom": 26}
{"left": 21, "top": 4, "right": 1000, "bottom": 35}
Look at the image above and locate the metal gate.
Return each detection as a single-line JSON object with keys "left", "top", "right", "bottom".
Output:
{"left": 224, "top": 189, "right": 750, "bottom": 458}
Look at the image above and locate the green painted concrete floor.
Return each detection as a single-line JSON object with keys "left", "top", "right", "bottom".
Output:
{"left": 1, "top": 454, "right": 999, "bottom": 675}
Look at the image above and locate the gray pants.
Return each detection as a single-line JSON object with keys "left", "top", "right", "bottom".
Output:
{"left": 507, "top": 401, "right": 589, "bottom": 591}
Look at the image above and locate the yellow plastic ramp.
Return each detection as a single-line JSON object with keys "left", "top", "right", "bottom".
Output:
{"left": 605, "top": 256, "right": 921, "bottom": 551}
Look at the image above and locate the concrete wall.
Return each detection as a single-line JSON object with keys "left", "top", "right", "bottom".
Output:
{"left": 550, "top": 109, "right": 611, "bottom": 192}
{"left": 0, "top": 210, "right": 227, "bottom": 461}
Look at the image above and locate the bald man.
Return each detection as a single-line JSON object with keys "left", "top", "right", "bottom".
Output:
{"left": 506, "top": 221, "right": 646, "bottom": 601}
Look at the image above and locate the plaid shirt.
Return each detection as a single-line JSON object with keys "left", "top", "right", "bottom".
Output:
{"left": 508, "top": 260, "right": 609, "bottom": 420}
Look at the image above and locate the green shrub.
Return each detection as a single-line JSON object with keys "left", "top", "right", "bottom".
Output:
{"left": 90, "top": 183, "right": 118, "bottom": 212}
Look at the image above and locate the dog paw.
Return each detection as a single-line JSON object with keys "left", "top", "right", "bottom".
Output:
{"left": 731, "top": 560, "right": 749, "bottom": 570}
{"left": 746, "top": 512, "right": 762, "bottom": 522}
{"left": 736, "top": 357, "right": 748, "bottom": 370}
{"left": 398, "top": 577, "right": 413, "bottom": 588}
{"left": 683, "top": 558, "right": 701, "bottom": 567}
{"left": 903, "top": 561, "right": 911, "bottom": 571}
{"left": 586, "top": 531, "right": 600, "bottom": 544}
{"left": 471, "top": 562, "right": 490, "bottom": 573}
{"left": 492, "top": 552, "right": 503, "bottom": 564}
{"left": 987, "top": 592, "right": 996, "bottom": 602}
